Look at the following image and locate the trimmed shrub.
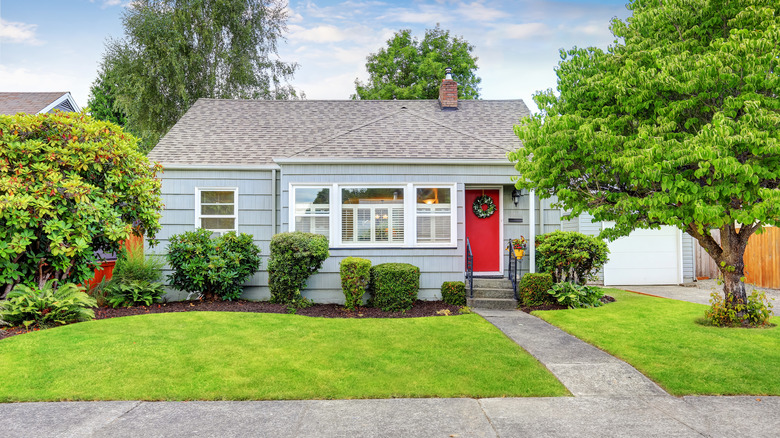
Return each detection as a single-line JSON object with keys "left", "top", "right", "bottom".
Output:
{"left": 518, "top": 273, "right": 554, "bottom": 306}
{"left": 167, "top": 229, "right": 261, "bottom": 301}
{"left": 704, "top": 290, "right": 774, "bottom": 327}
{"left": 546, "top": 282, "right": 605, "bottom": 308}
{"left": 340, "top": 257, "right": 371, "bottom": 310}
{"left": 441, "top": 281, "right": 466, "bottom": 306}
{"left": 268, "top": 232, "right": 329, "bottom": 305}
{"left": 370, "top": 263, "right": 420, "bottom": 312}
{"left": 536, "top": 231, "right": 609, "bottom": 284}
{"left": 0, "top": 280, "right": 96, "bottom": 328}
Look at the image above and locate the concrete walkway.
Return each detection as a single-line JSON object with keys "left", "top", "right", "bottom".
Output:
{"left": 476, "top": 309, "right": 667, "bottom": 397}
{"left": 2, "top": 396, "right": 778, "bottom": 437}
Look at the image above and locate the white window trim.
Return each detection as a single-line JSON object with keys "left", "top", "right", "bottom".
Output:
{"left": 195, "top": 187, "right": 239, "bottom": 233}
{"left": 289, "top": 182, "right": 458, "bottom": 248}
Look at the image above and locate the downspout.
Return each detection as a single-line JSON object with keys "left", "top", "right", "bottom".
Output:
{"left": 271, "top": 169, "right": 277, "bottom": 234}
{"left": 539, "top": 197, "right": 545, "bottom": 237}
{"left": 529, "top": 189, "right": 536, "bottom": 274}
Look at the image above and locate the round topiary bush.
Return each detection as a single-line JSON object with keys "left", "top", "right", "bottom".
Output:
{"left": 536, "top": 231, "right": 609, "bottom": 285}
{"left": 518, "top": 273, "right": 554, "bottom": 307}
{"left": 441, "top": 281, "right": 466, "bottom": 306}
{"left": 369, "top": 263, "right": 420, "bottom": 312}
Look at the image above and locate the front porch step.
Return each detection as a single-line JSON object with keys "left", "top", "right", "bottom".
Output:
{"left": 472, "top": 278, "right": 514, "bottom": 289}
{"left": 471, "top": 287, "right": 516, "bottom": 299}
{"left": 467, "top": 297, "right": 518, "bottom": 310}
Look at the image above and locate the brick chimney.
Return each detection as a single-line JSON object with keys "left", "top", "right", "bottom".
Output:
{"left": 438, "top": 67, "right": 458, "bottom": 110}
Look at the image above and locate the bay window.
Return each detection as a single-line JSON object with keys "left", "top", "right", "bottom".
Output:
{"left": 290, "top": 183, "right": 456, "bottom": 247}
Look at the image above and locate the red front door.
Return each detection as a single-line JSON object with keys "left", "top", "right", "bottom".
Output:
{"left": 465, "top": 189, "right": 500, "bottom": 273}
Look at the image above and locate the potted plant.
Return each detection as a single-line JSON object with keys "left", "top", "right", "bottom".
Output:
{"left": 507, "top": 237, "right": 527, "bottom": 258}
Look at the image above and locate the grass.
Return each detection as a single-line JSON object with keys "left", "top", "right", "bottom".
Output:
{"left": 0, "top": 312, "right": 568, "bottom": 401}
{"left": 533, "top": 289, "right": 779, "bottom": 396}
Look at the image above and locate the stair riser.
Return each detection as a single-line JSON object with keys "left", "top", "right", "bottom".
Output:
{"left": 472, "top": 279, "right": 514, "bottom": 289}
{"left": 467, "top": 298, "right": 518, "bottom": 310}
{"left": 471, "top": 288, "right": 516, "bottom": 299}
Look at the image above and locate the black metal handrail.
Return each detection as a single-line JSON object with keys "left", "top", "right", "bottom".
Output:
{"left": 508, "top": 244, "right": 520, "bottom": 301}
{"left": 465, "top": 238, "right": 474, "bottom": 298}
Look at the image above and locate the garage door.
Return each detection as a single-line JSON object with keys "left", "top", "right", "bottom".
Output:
{"left": 603, "top": 225, "right": 681, "bottom": 285}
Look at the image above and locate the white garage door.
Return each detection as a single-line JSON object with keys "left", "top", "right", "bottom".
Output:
{"left": 603, "top": 226, "right": 681, "bottom": 286}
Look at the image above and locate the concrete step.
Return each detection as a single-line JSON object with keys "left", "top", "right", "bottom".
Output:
{"left": 467, "top": 297, "right": 518, "bottom": 310}
{"left": 471, "top": 287, "right": 516, "bottom": 299}
{"left": 472, "top": 278, "right": 513, "bottom": 289}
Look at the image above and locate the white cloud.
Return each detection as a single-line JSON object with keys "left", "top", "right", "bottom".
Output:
{"left": 288, "top": 24, "right": 350, "bottom": 43}
{"left": 456, "top": 2, "right": 509, "bottom": 22}
{"left": 379, "top": 5, "right": 453, "bottom": 24}
{"left": 502, "top": 22, "right": 549, "bottom": 39}
{"left": 0, "top": 19, "right": 43, "bottom": 45}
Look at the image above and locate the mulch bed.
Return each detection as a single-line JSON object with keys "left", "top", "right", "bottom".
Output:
{"left": 519, "top": 295, "right": 616, "bottom": 313}
{"left": 0, "top": 299, "right": 463, "bottom": 341}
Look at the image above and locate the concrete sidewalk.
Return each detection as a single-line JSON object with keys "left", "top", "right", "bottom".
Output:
{"left": 1, "top": 396, "right": 778, "bottom": 437}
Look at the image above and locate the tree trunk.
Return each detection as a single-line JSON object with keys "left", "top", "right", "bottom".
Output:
{"left": 688, "top": 222, "right": 756, "bottom": 316}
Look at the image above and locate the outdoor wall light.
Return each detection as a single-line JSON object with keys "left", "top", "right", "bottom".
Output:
{"left": 511, "top": 188, "right": 521, "bottom": 207}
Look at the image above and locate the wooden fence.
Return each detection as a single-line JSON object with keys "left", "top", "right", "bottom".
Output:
{"left": 695, "top": 227, "right": 780, "bottom": 289}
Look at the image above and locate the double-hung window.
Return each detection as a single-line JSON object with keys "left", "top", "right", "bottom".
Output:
{"left": 290, "top": 183, "right": 457, "bottom": 247}
{"left": 196, "top": 188, "right": 238, "bottom": 233}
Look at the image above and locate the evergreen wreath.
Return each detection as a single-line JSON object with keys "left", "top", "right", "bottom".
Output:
{"left": 472, "top": 195, "right": 496, "bottom": 218}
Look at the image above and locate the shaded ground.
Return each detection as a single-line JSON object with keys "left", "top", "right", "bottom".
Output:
{"left": 519, "top": 295, "right": 615, "bottom": 313}
{"left": 0, "top": 300, "right": 463, "bottom": 341}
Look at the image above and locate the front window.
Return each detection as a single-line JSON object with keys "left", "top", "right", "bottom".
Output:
{"left": 416, "top": 187, "right": 452, "bottom": 243}
{"left": 341, "top": 187, "right": 404, "bottom": 244}
{"left": 293, "top": 187, "right": 330, "bottom": 236}
{"left": 197, "top": 188, "right": 237, "bottom": 232}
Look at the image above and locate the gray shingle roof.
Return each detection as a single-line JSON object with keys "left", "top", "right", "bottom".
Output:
{"left": 149, "top": 98, "right": 530, "bottom": 165}
{"left": 0, "top": 92, "right": 69, "bottom": 115}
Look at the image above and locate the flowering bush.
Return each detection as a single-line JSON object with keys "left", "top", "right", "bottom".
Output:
{"left": 507, "top": 236, "right": 527, "bottom": 251}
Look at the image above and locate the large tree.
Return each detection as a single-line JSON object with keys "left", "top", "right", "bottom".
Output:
{"left": 510, "top": 0, "right": 780, "bottom": 315}
{"left": 0, "top": 112, "right": 163, "bottom": 297}
{"left": 353, "top": 25, "right": 480, "bottom": 100}
{"left": 101, "top": 0, "right": 300, "bottom": 146}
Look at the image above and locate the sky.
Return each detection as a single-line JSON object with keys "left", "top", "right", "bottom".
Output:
{"left": 0, "top": 0, "right": 631, "bottom": 114}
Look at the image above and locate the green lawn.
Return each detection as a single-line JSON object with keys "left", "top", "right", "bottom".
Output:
{"left": 0, "top": 312, "right": 567, "bottom": 401}
{"left": 534, "top": 289, "right": 779, "bottom": 396}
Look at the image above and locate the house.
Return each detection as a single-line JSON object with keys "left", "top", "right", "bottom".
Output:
{"left": 148, "top": 76, "right": 696, "bottom": 302}
{"left": 0, "top": 92, "right": 80, "bottom": 115}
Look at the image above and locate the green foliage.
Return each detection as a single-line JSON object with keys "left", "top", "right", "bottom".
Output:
{"left": 105, "top": 281, "right": 166, "bottom": 308}
{"left": 704, "top": 290, "right": 774, "bottom": 327}
{"left": 167, "top": 229, "right": 261, "bottom": 301}
{"left": 369, "top": 263, "right": 420, "bottom": 312}
{"left": 518, "top": 273, "right": 554, "bottom": 307}
{"left": 0, "top": 111, "right": 163, "bottom": 298}
{"left": 535, "top": 231, "right": 609, "bottom": 285}
{"left": 546, "top": 282, "right": 605, "bottom": 309}
{"left": 340, "top": 257, "right": 371, "bottom": 310}
{"left": 353, "top": 25, "right": 480, "bottom": 100}
{"left": 267, "top": 232, "right": 329, "bottom": 305}
{"left": 440, "top": 281, "right": 466, "bottom": 306}
{"left": 0, "top": 280, "right": 96, "bottom": 328}
{"left": 112, "top": 240, "right": 163, "bottom": 284}
{"left": 509, "top": 0, "right": 780, "bottom": 308}
{"left": 101, "top": 0, "right": 300, "bottom": 147}
{"left": 87, "top": 66, "right": 128, "bottom": 128}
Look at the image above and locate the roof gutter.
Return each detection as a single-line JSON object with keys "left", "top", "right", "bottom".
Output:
{"left": 159, "top": 163, "right": 282, "bottom": 171}
{"left": 272, "top": 158, "right": 513, "bottom": 165}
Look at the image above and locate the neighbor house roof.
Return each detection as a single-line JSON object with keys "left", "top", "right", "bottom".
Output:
{"left": 149, "top": 99, "right": 530, "bottom": 165}
{"left": 0, "top": 92, "right": 80, "bottom": 115}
